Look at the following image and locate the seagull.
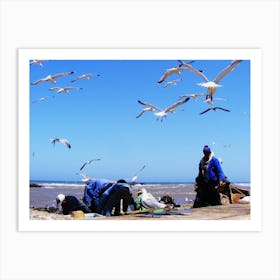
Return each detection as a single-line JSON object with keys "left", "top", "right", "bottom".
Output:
{"left": 80, "top": 159, "right": 101, "bottom": 171}
{"left": 163, "top": 78, "right": 182, "bottom": 88}
{"left": 158, "top": 66, "right": 184, "bottom": 84}
{"left": 49, "top": 86, "right": 83, "bottom": 94}
{"left": 32, "top": 96, "right": 54, "bottom": 103}
{"left": 76, "top": 172, "right": 93, "bottom": 183}
{"left": 179, "top": 93, "right": 207, "bottom": 100}
{"left": 50, "top": 138, "right": 71, "bottom": 149}
{"left": 141, "top": 188, "right": 167, "bottom": 209}
{"left": 130, "top": 165, "right": 146, "bottom": 183}
{"left": 199, "top": 106, "right": 230, "bottom": 115}
{"left": 137, "top": 97, "right": 190, "bottom": 121}
{"left": 179, "top": 60, "right": 242, "bottom": 101}
{"left": 30, "top": 60, "right": 49, "bottom": 67}
{"left": 136, "top": 104, "right": 157, "bottom": 119}
{"left": 31, "top": 71, "right": 74, "bottom": 85}
{"left": 71, "top": 73, "right": 100, "bottom": 83}
{"left": 157, "top": 61, "right": 195, "bottom": 84}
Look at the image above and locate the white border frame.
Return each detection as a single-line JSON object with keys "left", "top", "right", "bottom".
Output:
{"left": 2, "top": 1, "right": 279, "bottom": 279}
{"left": 19, "top": 48, "right": 262, "bottom": 232}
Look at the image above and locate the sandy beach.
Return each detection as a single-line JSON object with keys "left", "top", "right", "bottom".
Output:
{"left": 30, "top": 203, "right": 250, "bottom": 220}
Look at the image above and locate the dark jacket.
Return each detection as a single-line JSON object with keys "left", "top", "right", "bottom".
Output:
{"left": 62, "top": 195, "right": 91, "bottom": 215}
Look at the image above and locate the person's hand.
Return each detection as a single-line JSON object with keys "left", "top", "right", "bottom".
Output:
{"left": 216, "top": 181, "right": 226, "bottom": 192}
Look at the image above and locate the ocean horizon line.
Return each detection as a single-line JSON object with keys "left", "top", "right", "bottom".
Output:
{"left": 30, "top": 179, "right": 250, "bottom": 185}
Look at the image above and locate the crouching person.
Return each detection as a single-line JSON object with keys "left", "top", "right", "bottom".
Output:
{"left": 98, "top": 179, "right": 135, "bottom": 216}
{"left": 83, "top": 179, "right": 135, "bottom": 216}
{"left": 56, "top": 194, "right": 91, "bottom": 215}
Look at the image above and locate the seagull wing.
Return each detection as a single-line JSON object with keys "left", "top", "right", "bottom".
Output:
{"left": 215, "top": 107, "right": 231, "bottom": 112}
{"left": 136, "top": 109, "right": 148, "bottom": 118}
{"left": 180, "top": 64, "right": 209, "bottom": 82}
{"left": 50, "top": 138, "right": 58, "bottom": 147}
{"left": 214, "top": 60, "right": 242, "bottom": 84}
{"left": 49, "top": 87, "right": 61, "bottom": 91}
{"left": 59, "top": 138, "right": 71, "bottom": 149}
{"left": 64, "top": 86, "right": 82, "bottom": 90}
{"left": 138, "top": 165, "right": 146, "bottom": 173}
{"left": 177, "top": 60, "right": 195, "bottom": 67}
{"left": 52, "top": 71, "right": 74, "bottom": 79}
{"left": 31, "top": 77, "right": 47, "bottom": 85}
{"left": 163, "top": 78, "right": 182, "bottom": 88}
{"left": 80, "top": 162, "right": 88, "bottom": 171}
{"left": 158, "top": 68, "right": 181, "bottom": 83}
{"left": 137, "top": 100, "right": 161, "bottom": 111}
{"left": 71, "top": 76, "right": 81, "bottom": 83}
{"left": 199, "top": 108, "right": 211, "bottom": 115}
{"left": 165, "top": 97, "right": 190, "bottom": 112}
{"left": 179, "top": 93, "right": 207, "bottom": 99}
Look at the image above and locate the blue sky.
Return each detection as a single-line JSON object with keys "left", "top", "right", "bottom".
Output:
{"left": 29, "top": 59, "right": 250, "bottom": 183}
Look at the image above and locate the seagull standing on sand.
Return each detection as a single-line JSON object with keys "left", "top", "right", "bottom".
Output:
{"left": 49, "top": 86, "right": 83, "bottom": 94}
{"left": 50, "top": 138, "right": 71, "bottom": 149}
{"left": 140, "top": 189, "right": 167, "bottom": 209}
{"left": 80, "top": 159, "right": 101, "bottom": 171}
{"left": 199, "top": 106, "right": 230, "bottom": 115}
{"left": 31, "top": 71, "right": 74, "bottom": 85}
{"left": 178, "top": 60, "right": 242, "bottom": 101}
{"left": 71, "top": 73, "right": 100, "bottom": 83}
{"left": 136, "top": 97, "right": 190, "bottom": 121}
{"left": 30, "top": 60, "right": 49, "bottom": 67}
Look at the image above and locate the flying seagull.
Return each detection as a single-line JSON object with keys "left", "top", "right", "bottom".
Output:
{"left": 32, "top": 96, "right": 54, "bottom": 103}
{"left": 157, "top": 63, "right": 187, "bottom": 84}
{"left": 130, "top": 165, "right": 146, "bottom": 183}
{"left": 163, "top": 78, "right": 182, "bottom": 88}
{"left": 71, "top": 73, "right": 100, "bottom": 83}
{"left": 50, "top": 138, "right": 71, "bottom": 149}
{"left": 30, "top": 60, "right": 49, "bottom": 67}
{"left": 31, "top": 71, "right": 74, "bottom": 85}
{"left": 137, "top": 97, "right": 190, "bottom": 121}
{"left": 49, "top": 86, "right": 83, "bottom": 94}
{"left": 76, "top": 172, "right": 93, "bottom": 183}
{"left": 179, "top": 93, "right": 207, "bottom": 100}
{"left": 199, "top": 106, "right": 230, "bottom": 115}
{"left": 179, "top": 60, "right": 242, "bottom": 101}
{"left": 157, "top": 61, "right": 194, "bottom": 84}
{"left": 80, "top": 159, "right": 101, "bottom": 171}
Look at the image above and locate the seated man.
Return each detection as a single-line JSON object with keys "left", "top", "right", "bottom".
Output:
{"left": 83, "top": 179, "right": 134, "bottom": 216}
{"left": 56, "top": 194, "right": 91, "bottom": 215}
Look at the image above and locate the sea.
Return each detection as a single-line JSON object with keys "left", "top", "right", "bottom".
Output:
{"left": 30, "top": 180, "right": 250, "bottom": 208}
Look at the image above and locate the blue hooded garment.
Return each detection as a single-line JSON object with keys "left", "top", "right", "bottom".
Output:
{"left": 83, "top": 179, "right": 113, "bottom": 208}
{"left": 199, "top": 156, "right": 225, "bottom": 183}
